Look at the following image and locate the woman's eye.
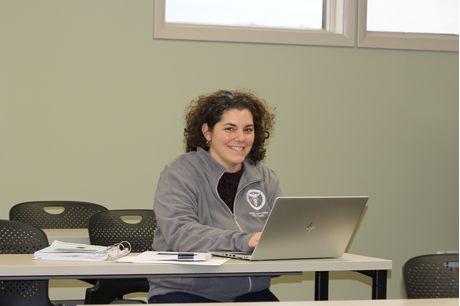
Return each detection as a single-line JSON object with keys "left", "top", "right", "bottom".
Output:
{"left": 244, "top": 128, "right": 254, "bottom": 133}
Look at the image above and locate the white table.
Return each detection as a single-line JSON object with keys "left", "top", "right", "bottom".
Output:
{"left": 0, "top": 253, "right": 391, "bottom": 300}
{"left": 76, "top": 299, "right": 458, "bottom": 306}
{"left": 43, "top": 228, "right": 90, "bottom": 244}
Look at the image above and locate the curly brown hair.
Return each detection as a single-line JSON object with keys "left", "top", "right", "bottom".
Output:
{"left": 184, "top": 90, "right": 275, "bottom": 165}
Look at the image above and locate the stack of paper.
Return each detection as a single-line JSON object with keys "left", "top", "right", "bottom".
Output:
{"left": 34, "top": 240, "right": 130, "bottom": 261}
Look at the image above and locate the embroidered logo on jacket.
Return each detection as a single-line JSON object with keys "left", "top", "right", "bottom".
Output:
{"left": 246, "top": 189, "right": 266, "bottom": 211}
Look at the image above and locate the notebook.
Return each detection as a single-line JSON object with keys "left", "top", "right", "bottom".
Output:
{"left": 212, "top": 196, "right": 367, "bottom": 261}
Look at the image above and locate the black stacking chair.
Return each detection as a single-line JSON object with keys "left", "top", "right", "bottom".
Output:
{"left": 403, "top": 253, "right": 459, "bottom": 298}
{"left": 9, "top": 201, "right": 108, "bottom": 303}
{"left": 0, "top": 219, "right": 56, "bottom": 306}
{"left": 85, "top": 209, "right": 156, "bottom": 304}
{"left": 9, "top": 201, "right": 108, "bottom": 228}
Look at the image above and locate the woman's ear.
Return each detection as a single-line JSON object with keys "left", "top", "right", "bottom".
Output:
{"left": 202, "top": 123, "right": 211, "bottom": 141}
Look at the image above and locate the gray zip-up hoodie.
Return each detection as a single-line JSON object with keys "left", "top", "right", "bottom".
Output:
{"left": 149, "top": 147, "right": 282, "bottom": 301}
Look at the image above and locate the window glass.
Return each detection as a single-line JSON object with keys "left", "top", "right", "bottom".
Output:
{"left": 366, "top": 0, "right": 459, "bottom": 35}
{"left": 165, "top": 0, "right": 324, "bottom": 30}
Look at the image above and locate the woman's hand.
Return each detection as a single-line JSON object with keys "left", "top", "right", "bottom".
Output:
{"left": 248, "top": 232, "right": 262, "bottom": 248}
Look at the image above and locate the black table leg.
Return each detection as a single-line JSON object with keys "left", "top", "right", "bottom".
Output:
{"left": 357, "top": 270, "right": 388, "bottom": 299}
{"left": 314, "top": 271, "right": 329, "bottom": 300}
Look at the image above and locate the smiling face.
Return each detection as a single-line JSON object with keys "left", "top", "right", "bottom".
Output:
{"left": 202, "top": 108, "right": 255, "bottom": 173}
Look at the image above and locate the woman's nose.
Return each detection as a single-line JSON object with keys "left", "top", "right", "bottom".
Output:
{"left": 234, "top": 130, "right": 245, "bottom": 141}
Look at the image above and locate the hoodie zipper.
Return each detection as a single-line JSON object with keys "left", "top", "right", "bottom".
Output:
{"left": 215, "top": 172, "right": 244, "bottom": 229}
{"left": 215, "top": 171, "right": 262, "bottom": 230}
{"left": 215, "top": 173, "right": 260, "bottom": 294}
{"left": 235, "top": 179, "right": 260, "bottom": 294}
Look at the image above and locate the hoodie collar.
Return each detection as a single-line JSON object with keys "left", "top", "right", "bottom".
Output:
{"left": 196, "top": 147, "right": 262, "bottom": 185}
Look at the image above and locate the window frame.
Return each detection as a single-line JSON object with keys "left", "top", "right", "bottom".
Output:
{"left": 357, "top": 0, "right": 459, "bottom": 52}
{"left": 153, "top": 0, "right": 459, "bottom": 52}
{"left": 153, "top": 0, "right": 357, "bottom": 47}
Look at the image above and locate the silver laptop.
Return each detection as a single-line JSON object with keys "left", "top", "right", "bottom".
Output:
{"left": 212, "top": 196, "right": 367, "bottom": 260}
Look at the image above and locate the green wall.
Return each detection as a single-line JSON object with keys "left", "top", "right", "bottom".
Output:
{"left": 0, "top": 0, "right": 458, "bottom": 301}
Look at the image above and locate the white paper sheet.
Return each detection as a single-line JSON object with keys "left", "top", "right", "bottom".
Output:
{"left": 115, "top": 252, "right": 229, "bottom": 266}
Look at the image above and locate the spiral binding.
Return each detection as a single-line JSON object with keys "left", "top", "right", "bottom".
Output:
{"left": 102, "top": 241, "right": 132, "bottom": 260}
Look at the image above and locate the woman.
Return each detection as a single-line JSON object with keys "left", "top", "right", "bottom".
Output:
{"left": 148, "top": 89, "right": 282, "bottom": 303}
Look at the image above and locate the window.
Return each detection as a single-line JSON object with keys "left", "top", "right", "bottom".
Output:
{"left": 165, "top": 0, "right": 323, "bottom": 30}
{"left": 154, "top": 0, "right": 459, "bottom": 51}
{"left": 154, "top": 0, "right": 356, "bottom": 47}
{"left": 358, "top": 0, "right": 458, "bottom": 51}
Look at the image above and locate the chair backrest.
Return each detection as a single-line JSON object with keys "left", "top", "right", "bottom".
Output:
{"left": 88, "top": 209, "right": 156, "bottom": 252}
{"left": 9, "top": 201, "right": 108, "bottom": 229}
{"left": 403, "top": 253, "right": 459, "bottom": 299}
{"left": 0, "top": 220, "right": 54, "bottom": 306}
{"left": 85, "top": 210, "right": 155, "bottom": 304}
